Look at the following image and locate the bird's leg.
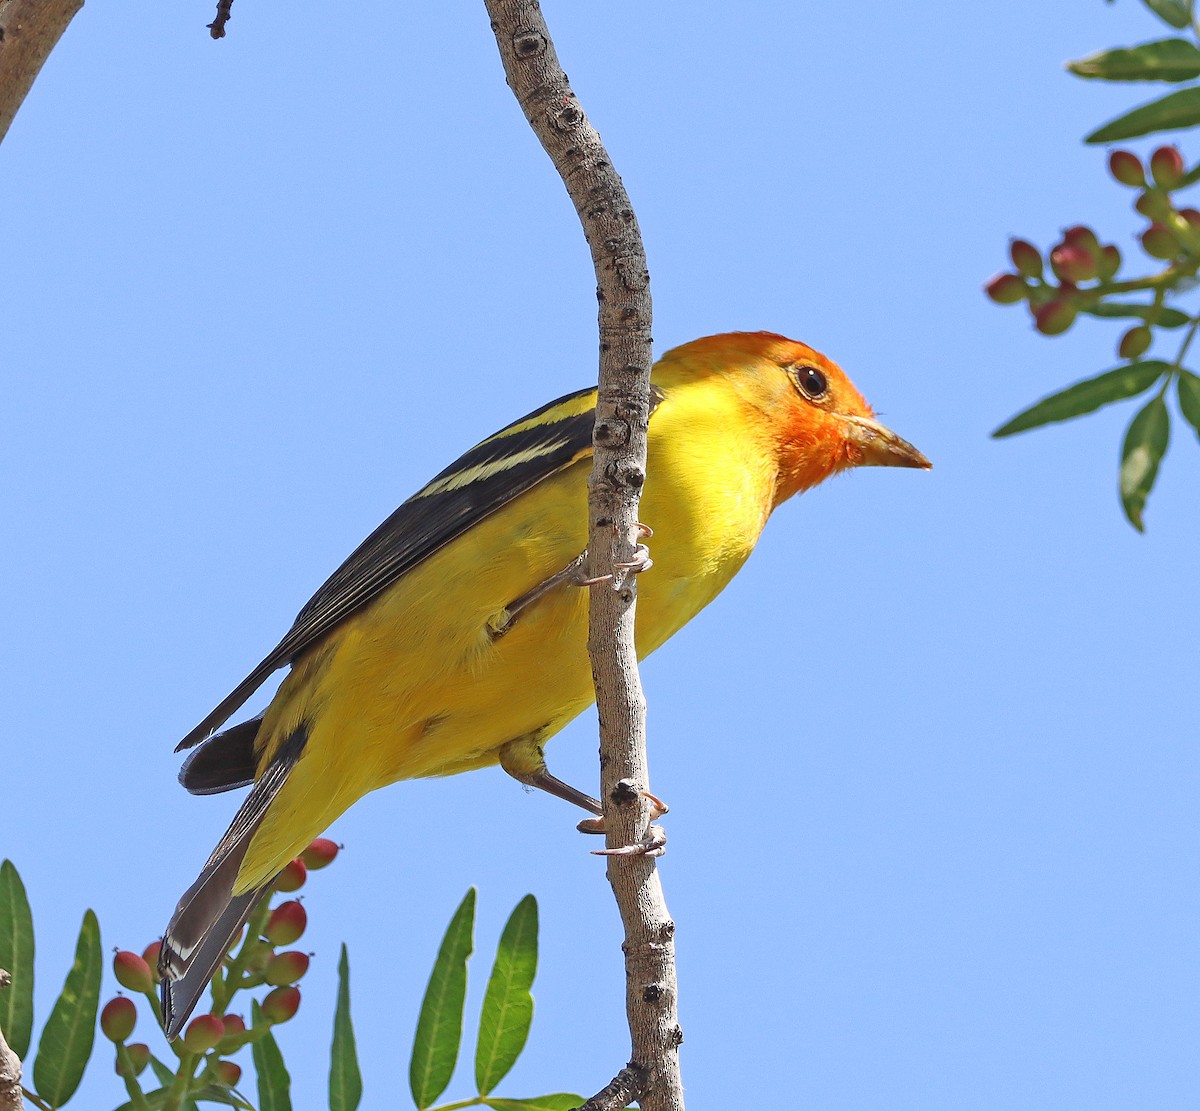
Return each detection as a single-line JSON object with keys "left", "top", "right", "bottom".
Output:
{"left": 498, "top": 735, "right": 670, "bottom": 857}
{"left": 486, "top": 524, "right": 652, "bottom": 639}
{"left": 487, "top": 553, "right": 588, "bottom": 639}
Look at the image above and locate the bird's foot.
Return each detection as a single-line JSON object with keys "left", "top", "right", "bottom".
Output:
{"left": 577, "top": 788, "right": 670, "bottom": 857}
{"left": 579, "top": 522, "right": 654, "bottom": 589}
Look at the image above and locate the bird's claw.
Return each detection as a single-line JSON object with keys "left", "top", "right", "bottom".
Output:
{"left": 577, "top": 788, "right": 670, "bottom": 857}
{"left": 578, "top": 522, "right": 654, "bottom": 589}
{"left": 591, "top": 823, "right": 668, "bottom": 858}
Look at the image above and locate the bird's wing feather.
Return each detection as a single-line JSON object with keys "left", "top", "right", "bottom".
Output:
{"left": 177, "top": 384, "right": 662, "bottom": 752}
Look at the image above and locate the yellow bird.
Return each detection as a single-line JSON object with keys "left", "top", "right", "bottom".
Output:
{"left": 159, "top": 331, "right": 929, "bottom": 1036}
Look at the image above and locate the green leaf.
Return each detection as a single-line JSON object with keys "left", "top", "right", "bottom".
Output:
{"left": 147, "top": 1056, "right": 201, "bottom": 1111}
{"left": 251, "top": 1002, "right": 293, "bottom": 1111}
{"left": 188, "top": 1084, "right": 256, "bottom": 1109}
{"left": 483, "top": 1096, "right": 587, "bottom": 1111}
{"left": 1140, "top": 0, "right": 1193, "bottom": 29}
{"left": 1068, "top": 38, "right": 1200, "bottom": 81}
{"left": 1177, "top": 369, "right": 1200, "bottom": 436}
{"left": 31, "top": 909, "right": 101, "bottom": 1106}
{"left": 475, "top": 896, "right": 538, "bottom": 1096}
{"left": 330, "top": 944, "right": 363, "bottom": 1111}
{"left": 1081, "top": 302, "right": 1190, "bottom": 328}
{"left": 992, "top": 361, "right": 1169, "bottom": 437}
{"left": 115, "top": 1089, "right": 169, "bottom": 1111}
{"left": 0, "top": 860, "right": 35, "bottom": 1059}
{"left": 409, "top": 888, "right": 476, "bottom": 1110}
{"left": 1086, "top": 86, "right": 1200, "bottom": 142}
{"left": 1120, "top": 393, "right": 1171, "bottom": 530}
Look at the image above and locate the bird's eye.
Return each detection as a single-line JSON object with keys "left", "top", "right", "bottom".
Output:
{"left": 794, "top": 366, "right": 828, "bottom": 400}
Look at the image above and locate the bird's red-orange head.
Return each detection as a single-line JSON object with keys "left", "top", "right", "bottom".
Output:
{"left": 656, "top": 331, "right": 930, "bottom": 505}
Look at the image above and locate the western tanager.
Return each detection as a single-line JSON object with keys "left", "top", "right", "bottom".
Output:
{"left": 158, "top": 331, "right": 929, "bottom": 1036}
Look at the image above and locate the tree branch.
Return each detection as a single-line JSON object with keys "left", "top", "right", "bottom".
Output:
{"left": 0, "top": 971, "right": 22, "bottom": 1111}
{"left": 483, "top": 4, "right": 682, "bottom": 1110}
{"left": 0, "top": 0, "right": 83, "bottom": 146}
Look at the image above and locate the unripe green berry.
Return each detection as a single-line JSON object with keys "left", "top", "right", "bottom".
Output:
{"left": 1142, "top": 223, "right": 1178, "bottom": 259}
{"left": 1108, "top": 150, "right": 1145, "bottom": 187}
{"left": 1118, "top": 325, "right": 1152, "bottom": 359}
{"left": 183, "top": 1013, "right": 225, "bottom": 1054}
{"left": 1098, "top": 244, "right": 1121, "bottom": 280}
{"left": 265, "top": 951, "right": 310, "bottom": 987}
{"left": 985, "top": 273, "right": 1027, "bottom": 304}
{"left": 1136, "top": 190, "right": 1173, "bottom": 221}
{"left": 266, "top": 901, "right": 307, "bottom": 946}
{"left": 261, "top": 985, "right": 302, "bottom": 1024}
{"left": 115, "top": 1042, "right": 150, "bottom": 1078}
{"left": 1150, "top": 145, "right": 1184, "bottom": 190}
{"left": 301, "top": 838, "right": 340, "bottom": 870}
{"left": 1009, "top": 239, "right": 1043, "bottom": 279}
{"left": 113, "top": 950, "right": 154, "bottom": 994}
{"left": 214, "top": 1061, "right": 242, "bottom": 1087}
{"left": 101, "top": 996, "right": 137, "bottom": 1042}
{"left": 1034, "top": 299, "right": 1077, "bottom": 336}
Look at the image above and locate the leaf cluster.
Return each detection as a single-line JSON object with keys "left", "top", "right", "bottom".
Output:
{"left": 986, "top": 0, "right": 1200, "bottom": 528}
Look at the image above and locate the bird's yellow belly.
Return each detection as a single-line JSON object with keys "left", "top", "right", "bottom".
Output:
{"left": 241, "top": 441, "right": 774, "bottom": 889}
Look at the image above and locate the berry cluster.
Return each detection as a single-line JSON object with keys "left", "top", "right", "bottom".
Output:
{"left": 99, "top": 837, "right": 339, "bottom": 1103}
{"left": 986, "top": 145, "right": 1199, "bottom": 357}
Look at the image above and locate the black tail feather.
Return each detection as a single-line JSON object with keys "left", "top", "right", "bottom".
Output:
{"left": 179, "top": 716, "right": 262, "bottom": 795}
{"left": 159, "top": 726, "right": 307, "bottom": 1039}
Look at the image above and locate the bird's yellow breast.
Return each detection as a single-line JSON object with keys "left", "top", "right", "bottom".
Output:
{"left": 239, "top": 372, "right": 780, "bottom": 889}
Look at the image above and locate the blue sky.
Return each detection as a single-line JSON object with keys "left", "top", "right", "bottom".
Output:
{"left": 3, "top": 1, "right": 1197, "bottom": 1108}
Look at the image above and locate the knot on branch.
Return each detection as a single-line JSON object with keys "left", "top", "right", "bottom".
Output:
{"left": 615, "top": 255, "right": 650, "bottom": 292}
{"left": 513, "top": 29, "right": 547, "bottom": 58}
{"left": 602, "top": 461, "right": 645, "bottom": 491}
{"left": 550, "top": 98, "right": 584, "bottom": 131}
{"left": 593, "top": 417, "right": 631, "bottom": 448}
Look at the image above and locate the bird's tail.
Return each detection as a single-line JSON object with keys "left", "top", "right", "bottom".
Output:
{"left": 159, "top": 724, "right": 307, "bottom": 1040}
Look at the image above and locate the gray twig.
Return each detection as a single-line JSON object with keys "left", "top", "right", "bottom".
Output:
{"left": 483, "top": 3, "right": 683, "bottom": 1110}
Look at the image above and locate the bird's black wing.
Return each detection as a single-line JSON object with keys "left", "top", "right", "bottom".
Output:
{"left": 176, "top": 384, "right": 637, "bottom": 751}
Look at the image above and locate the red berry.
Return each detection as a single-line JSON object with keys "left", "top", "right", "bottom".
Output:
{"left": 265, "top": 951, "right": 310, "bottom": 987}
{"left": 101, "top": 996, "right": 137, "bottom": 1042}
{"left": 1150, "top": 145, "right": 1184, "bottom": 190}
{"left": 274, "top": 859, "right": 307, "bottom": 893}
{"left": 116, "top": 1042, "right": 150, "bottom": 1078}
{"left": 1142, "top": 223, "right": 1178, "bottom": 259}
{"left": 1008, "top": 239, "right": 1043, "bottom": 279}
{"left": 113, "top": 950, "right": 154, "bottom": 994}
{"left": 985, "top": 273, "right": 1027, "bottom": 304}
{"left": 1098, "top": 244, "right": 1122, "bottom": 280}
{"left": 183, "top": 1013, "right": 225, "bottom": 1054}
{"left": 301, "top": 838, "right": 340, "bottom": 870}
{"left": 141, "top": 941, "right": 162, "bottom": 971}
{"left": 266, "top": 901, "right": 307, "bottom": 946}
{"left": 1118, "top": 326, "right": 1152, "bottom": 359}
{"left": 261, "top": 985, "right": 302, "bottom": 1024}
{"left": 1109, "top": 150, "right": 1145, "bottom": 187}
{"left": 1034, "top": 299, "right": 1077, "bottom": 336}
{"left": 1049, "top": 244, "right": 1097, "bottom": 283}
{"left": 214, "top": 1060, "right": 242, "bottom": 1087}
{"left": 216, "top": 1013, "right": 248, "bottom": 1053}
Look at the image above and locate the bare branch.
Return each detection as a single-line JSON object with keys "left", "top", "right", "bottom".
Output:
{"left": 0, "top": 0, "right": 83, "bottom": 146}
{"left": 208, "top": 0, "right": 233, "bottom": 40}
{"left": 483, "top": 3, "right": 683, "bottom": 1110}
{"left": 0, "top": 971, "right": 22, "bottom": 1111}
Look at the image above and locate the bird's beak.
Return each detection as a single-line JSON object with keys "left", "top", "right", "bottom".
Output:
{"left": 841, "top": 414, "right": 931, "bottom": 470}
